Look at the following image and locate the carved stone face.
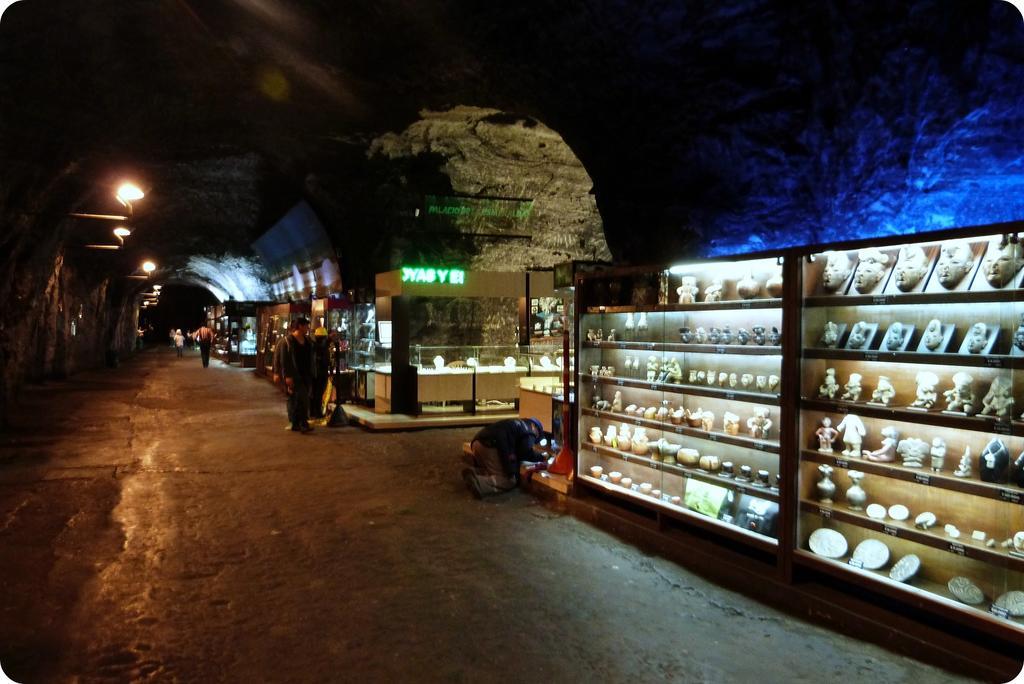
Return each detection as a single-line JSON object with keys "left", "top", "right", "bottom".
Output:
{"left": 968, "top": 322, "right": 988, "bottom": 353}
{"left": 936, "top": 241, "right": 974, "bottom": 289}
{"left": 848, "top": 321, "right": 867, "bottom": 349}
{"left": 922, "top": 319, "right": 943, "bottom": 350}
{"left": 894, "top": 245, "right": 929, "bottom": 291}
{"left": 822, "top": 252, "right": 853, "bottom": 291}
{"left": 982, "top": 239, "right": 1023, "bottom": 287}
{"left": 853, "top": 248, "right": 890, "bottom": 293}
{"left": 885, "top": 322, "right": 904, "bottom": 350}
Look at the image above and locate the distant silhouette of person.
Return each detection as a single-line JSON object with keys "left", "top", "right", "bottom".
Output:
{"left": 194, "top": 323, "right": 215, "bottom": 368}
{"left": 173, "top": 329, "right": 185, "bottom": 357}
{"left": 310, "top": 326, "right": 330, "bottom": 418}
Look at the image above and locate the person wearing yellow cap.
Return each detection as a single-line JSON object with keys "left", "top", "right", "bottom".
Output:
{"left": 309, "top": 325, "right": 331, "bottom": 418}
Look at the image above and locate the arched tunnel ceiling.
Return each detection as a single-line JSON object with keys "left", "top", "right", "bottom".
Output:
{"left": 2, "top": 0, "right": 1024, "bottom": 269}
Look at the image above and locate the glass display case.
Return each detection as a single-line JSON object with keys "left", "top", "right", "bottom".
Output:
{"left": 796, "top": 233, "right": 1024, "bottom": 633}
{"left": 577, "top": 255, "right": 786, "bottom": 550}
{"left": 349, "top": 303, "right": 378, "bottom": 403}
{"left": 411, "top": 344, "right": 527, "bottom": 413}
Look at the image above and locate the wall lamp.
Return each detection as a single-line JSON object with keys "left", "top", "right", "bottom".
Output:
{"left": 70, "top": 180, "right": 146, "bottom": 221}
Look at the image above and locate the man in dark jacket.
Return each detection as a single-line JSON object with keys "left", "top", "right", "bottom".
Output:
{"left": 462, "top": 417, "right": 545, "bottom": 498}
{"left": 309, "top": 326, "right": 331, "bottom": 418}
{"left": 281, "top": 317, "right": 315, "bottom": 433}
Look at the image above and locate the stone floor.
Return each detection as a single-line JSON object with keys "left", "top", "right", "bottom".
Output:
{"left": 0, "top": 348, "right": 980, "bottom": 683}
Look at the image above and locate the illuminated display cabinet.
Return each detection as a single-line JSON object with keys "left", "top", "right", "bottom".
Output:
{"left": 796, "top": 231, "right": 1024, "bottom": 635}
{"left": 577, "top": 255, "right": 788, "bottom": 556}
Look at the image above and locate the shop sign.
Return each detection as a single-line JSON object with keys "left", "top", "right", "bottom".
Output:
{"left": 401, "top": 267, "right": 466, "bottom": 285}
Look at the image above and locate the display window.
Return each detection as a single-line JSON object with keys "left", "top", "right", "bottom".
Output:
{"left": 797, "top": 233, "right": 1024, "bottom": 631}
{"left": 577, "top": 255, "right": 785, "bottom": 548}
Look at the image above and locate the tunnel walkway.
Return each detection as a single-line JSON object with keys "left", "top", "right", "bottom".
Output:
{"left": 0, "top": 348, "right": 973, "bottom": 683}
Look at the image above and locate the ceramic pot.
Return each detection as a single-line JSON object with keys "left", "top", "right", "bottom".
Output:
{"left": 845, "top": 471, "right": 867, "bottom": 510}
{"left": 708, "top": 327, "right": 721, "bottom": 344}
{"left": 660, "top": 442, "right": 680, "bottom": 465}
{"left": 737, "top": 273, "right": 760, "bottom": 299}
{"left": 679, "top": 327, "right": 692, "bottom": 343}
{"left": 678, "top": 448, "right": 700, "bottom": 466}
{"left": 752, "top": 326, "right": 766, "bottom": 345}
{"left": 699, "top": 455, "right": 721, "bottom": 472}
{"left": 589, "top": 427, "right": 602, "bottom": 445}
{"left": 765, "top": 273, "right": 784, "bottom": 298}
{"left": 768, "top": 326, "right": 781, "bottom": 346}
{"left": 816, "top": 464, "right": 836, "bottom": 503}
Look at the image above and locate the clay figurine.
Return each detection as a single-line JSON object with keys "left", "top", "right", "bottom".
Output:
{"left": 607, "top": 329, "right": 617, "bottom": 341}
{"left": 737, "top": 273, "right": 760, "bottom": 299}
{"left": 965, "top": 322, "right": 990, "bottom": 354}
{"left": 755, "top": 375, "right": 768, "bottom": 391}
{"left": 768, "top": 326, "right": 781, "bottom": 346}
{"left": 982, "top": 236, "right": 1024, "bottom": 288}
{"left": 679, "top": 327, "right": 692, "bottom": 343}
{"left": 935, "top": 240, "right": 975, "bottom": 289}
{"left": 708, "top": 327, "right": 721, "bottom": 344}
{"left": 603, "top": 424, "right": 617, "bottom": 446}
{"left": 737, "top": 328, "right": 750, "bottom": 345}
{"left": 821, "top": 251, "right": 854, "bottom": 292}
{"left": 863, "top": 426, "right": 899, "bottom": 463}
{"left": 817, "top": 464, "right": 837, "bottom": 503}
{"left": 821, "top": 321, "right": 841, "bottom": 348}
{"left": 1014, "top": 315, "right": 1024, "bottom": 354}
{"left": 816, "top": 417, "right": 839, "bottom": 453}
{"left": 611, "top": 391, "right": 623, "bottom": 413}
{"left": 894, "top": 244, "right": 930, "bottom": 292}
{"left": 853, "top": 248, "right": 890, "bottom": 294}
{"left": 768, "top": 375, "right": 780, "bottom": 392}
{"left": 663, "top": 358, "right": 683, "bottom": 384}
{"left": 747, "top": 407, "right": 773, "bottom": 439}
{"left": 897, "top": 438, "right": 929, "bottom": 468}
{"left": 836, "top": 414, "right": 866, "bottom": 457}
{"left": 741, "top": 373, "right": 754, "bottom": 388}
{"left": 765, "top": 272, "right": 784, "bottom": 297}
{"left": 909, "top": 371, "right": 939, "bottom": 410}
{"left": 636, "top": 312, "right": 648, "bottom": 336}
{"left": 728, "top": 372, "right": 738, "bottom": 388}
{"left": 695, "top": 327, "right": 708, "bottom": 344}
{"left": 884, "top": 322, "right": 908, "bottom": 351}
{"left": 953, "top": 447, "right": 973, "bottom": 478}
{"left": 979, "top": 376, "right": 1014, "bottom": 419}
{"left": 980, "top": 438, "right": 1010, "bottom": 484}
{"left": 930, "top": 438, "right": 946, "bottom": 472}
{"left": 677, "top": 275, "right": 699, "bottom": 304}
{"left": 700, "top": 410, "right": 715, "bottom": 433}
{"left": 646, "top": 356, "right": 660, "bottom": 382}
{"left": 703, "top": 279, "right": 723, "bottom": 302}
{"left": 723, "top": 412, "right": 740, "bottom": 436}
{"left": 624, "top": 312, "right": 635, "bottom": 339}
{"left": 921, "top": 318, "right": 945, "bottom": 351}
{"left": 870, "top": 376, "right": 896, "bottom": 406}
{"left": 841, "top": 373, "right": 863, "bottom": 402}
{"left": 847, "top": 321, "right": 870, "bottom": 350}
{"left": 943, "top": 372, "right": 975, "bottom": 414}
{"left": 720, "top": 326, "right": 734, "bottom": 345}
{"left": 818, "top": 368, "right": 839, "bottom": 400}
{"left": 752, "top": 325, "right": 767, "bottom": 346}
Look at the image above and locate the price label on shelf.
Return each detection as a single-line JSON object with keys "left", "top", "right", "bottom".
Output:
{"left": 883, "top": 525, "right": 899, "bottom": 537}
{"left": 675, "top": 426, "right": 686, "bottom": 434}
{"left": 994, "top": 421, "right": 1012, "bottom": 435}
{"left": 616, "top": 343, "right": 626, "bottom": 350}
{"left": 600, "top": 474, "right": 609, "bottom": 482}
{"left": 948, "top": 542, "right": 966, "bottom": 556}
{"left": 999, "top": 488, "right": 1023, "bottom": 504}
{"left": 708, "top": 433, "right": 718, "bottom": 442}
{"left": 616, "top": 379, "right": 625, "bottom": 386}
{"left": 646, "top": 343, "right": 656, "bottom": 350}
{"left": 914, "top": 473, "right": 931, "bottom": 486}
{"left": 650, "top": 384, "right": 659, "bottom": 391}
{"left": 630, "top": 483, "right": 639, "bottom": 492}
{"left": 871, "top": 295, "right": 890, "bottom": 305}
{"left": 847, "top": 558, "right": 865, "bottom": 569}
{"left": 986, "top": 356, "right": 1004, "bottom": 368}
{"left": 864, "top": 352, "right": 879, "bottom": 362}
{"left": 837, "top": 405, "right": 849, "bottom": 414}
{"left": 740, "top": 300, "right": 752, "bottom": 309}
{"left": 634, "top": 419, "right": 643, "bottom": 426}
{"left": 755, "top": 441, "right": 769, "bottom": 451}
{"left": 990, "top": 604, "right": 1011, "bottom": 620}
{"left": 682, "top": 472, "right": 691, "bottom": 479}
{"left": 834, "top": 458, "right": 849, "bottom": 469}
{"left": 724, "top": 392, "right": 736, "bottom": 400}
{"left": 818, "top": 507, "right": 832, "bottom": 519}
{"left": 715, "top": 346, "right": 727, "bottom": 354}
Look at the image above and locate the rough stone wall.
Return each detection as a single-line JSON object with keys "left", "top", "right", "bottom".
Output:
{"left": 407, "top": 297, "right": 519, "bottom": 350}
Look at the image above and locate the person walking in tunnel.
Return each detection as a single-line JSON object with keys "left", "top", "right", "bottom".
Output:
{"left": 173, "top": 329, "right": 185, "bottom": 358}
{"left": 462, "top": 417, "right": 546, "bottom": 499}
{"left": 281, "top": 317, "right": 315, "bottom": 433}
{"left": 195, "top": 322, "right": 215, "bottom": 368}
{"left": 309, "top": 326, "right": 331, "bottom": 419}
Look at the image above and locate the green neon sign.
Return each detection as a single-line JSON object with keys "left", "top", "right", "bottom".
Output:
{"left": 401, "top": 267, "right": 465, "bottom": 285}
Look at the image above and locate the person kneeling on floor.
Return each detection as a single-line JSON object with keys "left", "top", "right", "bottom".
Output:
{"left": 462, "top": 417, "right": 546, "bottom": 499}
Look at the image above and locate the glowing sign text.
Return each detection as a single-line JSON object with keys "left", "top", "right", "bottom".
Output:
{"left": 401, "top": 267, "right": 466, "bottom": 285}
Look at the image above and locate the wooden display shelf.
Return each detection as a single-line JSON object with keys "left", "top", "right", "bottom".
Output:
{"left": 581, "top": 443, "right": 780, "bottom": 503}
{"left": 585, "top": 298, "right": 782, "bottom": 314}
{"left": 793, "top": 550, "right": 1024, "bottom": 633}
{"left": 802, "top": 449, "right": 1024, "bottom": 505}
{"left": 582, "top": 340, "right": 782, "bottom": 356}
{"left": 800, "top": 397, "right": 1023, "bottom": 437}
{"left": 581, "top": 407, "right": 780, "bottom": 453}
{"left": 803, "top": 347, "right": 1024, "bottom": 370}
{"left": 577, "top": 473, "right": 780, "bottom": 553}
{"left": 804, "top": 289, "right": 1024, "bottom": 308}
{"left": 581, "top": 374, "right": 780, "bottom": 406}
{"left": 799, "top": 500, "right": 1024, "bottom": 572}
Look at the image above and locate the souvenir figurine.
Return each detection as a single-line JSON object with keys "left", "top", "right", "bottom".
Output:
{"left": 717, "top": 371, "right": 728, "bottom": 386}
{"left": 847, "top": 321, "right": 870, "bottom": 350}
{"left": 921, "top": 318, "right": 945, "bottom": 351}
{"left": 755, "top": 375, "right": 768, "bottom": 391}
{"left": 930, "top": 438, "right": 946, "bottom": 472}
{"left": 679, "top": 326, "right": 693, "bottom": 343}
{"left": 821, "top": 321, "right": 841, "bottom": 348}
{"left": 870, "top": 376, "right": 896, "bottom": 406}
{"left": 863, "top": 426, "right": 899, "bottom": 463}
{"left": 979, "top": 377, "right": 1014, "bottom": 419}
{"left": 845, "top": 471, "right": 867, "bottom": 510}
{"left": 703, "top": 279, "right": 724, "bottom": 302}
{"left": 815, "top": 417, "right": 839, "bottom": 453}
{"left": 953, "top": 447, "right": 973, "bottom": 478}
{"left": 821, "top": 251, "right": 854, "bottom": 292}
{"left": 965, "top": 322, "right": 990, "bottom": 354}
{"left": 737, "top": 328, "right": 750, "bottom": 345}
{"left": 624, "top": 312, "right": 635, "bottom": 340}
{"left": 603, "top": 424, "right": 617, "bottom": 446}
{"left": 836, "top": 414, "right": 866, "bottom": 457}
{"left": 706, "top": 368, "right": 716, "bottom": 386}
{"left": 909, "top": 371, "right": 939, "bottom": 410}
{"left": 589, "top": 426, "right": 603, "bottom": 445}
{"left": 740, "top": 373, "right": 754, "bottom": 388}
{"left": 841, "top": 373, "right": 863, "bottom": 402}
{"left": 677, "top": 275, "right": 699, "bottom": 304}
{"left": 646, "top": 356, "right": 660, "bottom": 382}
{"left": 723, "top": 412, "right": 740, "bottom": 436}
{"left": 935, "top": 240, "right": 975, "bottom": 289}
{"left": 720, "top": 326, "right": 734, "bottom": 345}
{"left": 897, "top": 438, "right": 929, "bottom": 468}
{"left": 688, "top": 369, "right": 699, "bottom": 384}
{"left": 980, "top": 438, "right": 1010, "bottom": 483}
{"left": 883, "top": 322, "right": 908, "bottom": 351}
{"left": 943, "top": 372, "right": 975, "bottom": 414}
{"left": 818, "top": 368, "right": 839, "bottom": 400}
{"left": 1014, "top": 314, "right": 1024, "bottom": 354}
{"left": 768, "top": 326, "right": 781, "bottom": 346}
{"left": 749, "top": 325, "right": 765, "bottom": 348}
{"left": 737, "top": 273, "right": 760, "bottom": 299}
{"left": 700, "top": 410, "right": 715, "bottom": 432}
{"left": 853, "top": 248, "right": 890, "bottom": 294}
{"left": 695, "top": 327, "right": 708, "bottom": 344}
{"left": 728, "top": 372, "right": 738, "bottom": 388}
{"left": 663, "top": 358, "right": 683, "bottom": 384}
{"left": 611, "top": 391, "right": 623, "bottom": 413}
{"left": 893, "top": 244, "right": 930, "bottom": 292}
{"left": 607, "top": 329, "right": 617, "bottom": 342}
{"left": 768, "top": 375, "right": 780, "bottom": 392}
{"left": 637, "top": 312, "right": 648, "bottom": 337}
{"left": 586, "top": 329, "right": 596, "bottom": 342}
{"left": 765, "top": 272, "right": 784, "bottom": 297}
{"left": 708, "top": 327, "right": 721, "bottom": 344}
{"left": 982, "top": 236, "right": 1024, "bottom": 288}
{"left": 747, "top": 407, "right": 773, "bottom": 439}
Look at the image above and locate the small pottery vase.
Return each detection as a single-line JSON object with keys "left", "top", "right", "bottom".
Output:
{"left": 765, "top": 273, "right": 784, "bottom": 298}
{"left": 699, "top": 455, "right": 721, "bottom": 472}
{"left": 737, "top": 465, "right": 753, "bottom": 481}
{"left": 816, "top": 464, "right": 836, "bottom": 503}
{"left": 752, "top": 325, "right": 766, "bottom": 345}
{"left": 660, "top": 442, "right": 680, "bottom": 465}
{"left": 719, "top": 461, "right": 735, "bottom": 478}
{"left": 846, "top": 471, "right": 867, "bottom": 510}
{"left": 678, "top": 448, "right": 700, "bottom": 466}
{"left": 737, "top": 328, "right": 750, "bottom": 345}
{"left": 721, "top": 326, "right": 734, "bottom": 345}
{"left": 589, "top": 427, "right": 602, "bottom": 445}
{"left": 737, "top": 273, "right": 760, "bottom": 299}
{"left": 647, "top": 439, "right": 660, "bottom": 461}
{"left": 679, "top": 327, "right": 692, "bottom": 343}
{"left": 708, "top": 327, "right": 721, "bottom": 344}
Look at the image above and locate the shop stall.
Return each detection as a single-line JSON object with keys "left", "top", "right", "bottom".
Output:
{"left": 255, "top": 301, "right": 311, "bottom": 376}
{"left": 210, "top": 301, "right": 260, "bottom": 366}
{"left": 572, "top": 224, "right": 1024, "bottom": 649}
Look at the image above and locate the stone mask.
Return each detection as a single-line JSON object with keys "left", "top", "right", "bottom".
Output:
{"left": 936, "top": 241, "right": 974, "bottom": 289}
{"left": 894, "top": 245, "right": 928, "bottom": 292}
{"left": 982, "top": 238, "right": 1023, "bottom": 288}
{"left": 853, "top": 248, "right": 890, "bottom": 293}
{"left": 821, "top": 251, "right": 853, "bottom": 291}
